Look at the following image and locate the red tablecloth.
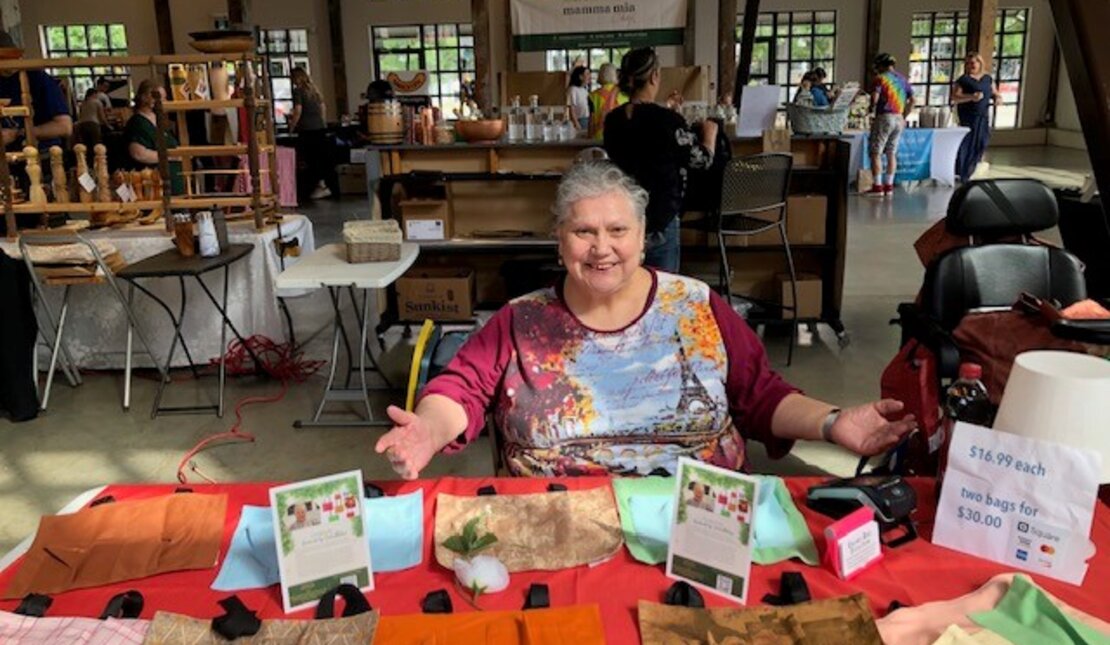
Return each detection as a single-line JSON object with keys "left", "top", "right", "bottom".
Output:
{"left": 1, "top": 477, "right": 1107, "bottom": 643}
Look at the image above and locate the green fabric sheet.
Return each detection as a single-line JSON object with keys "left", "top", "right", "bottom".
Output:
{"left": 612, "top": 475, "right": 819, "bottom": 566}
{"left": 970, "top": 575, "right": 1110, "bottom": 645}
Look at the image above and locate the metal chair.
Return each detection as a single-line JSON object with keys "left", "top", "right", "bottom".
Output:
{"left": 713, "top": 153, "right": 798, "bottom": 365}
{"left": 19, "top": 233, "right": 168, "bottom": 410}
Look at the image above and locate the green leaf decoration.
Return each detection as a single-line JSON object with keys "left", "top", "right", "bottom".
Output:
{"left": 442, "top": 515, "right": 499, "bottom": 558}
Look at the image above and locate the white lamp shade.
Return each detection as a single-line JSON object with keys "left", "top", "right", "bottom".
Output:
{"left": 994, "top": 351, "right": 1110, "bottom": 482}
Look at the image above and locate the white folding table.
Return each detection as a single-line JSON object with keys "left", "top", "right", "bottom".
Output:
{"left": 275, "top": 243, "right": 419, "bottom": 428}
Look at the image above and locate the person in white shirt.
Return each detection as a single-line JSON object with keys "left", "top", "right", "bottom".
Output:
{"left": 567, "top": 66, "right": 591, "bottom": 131}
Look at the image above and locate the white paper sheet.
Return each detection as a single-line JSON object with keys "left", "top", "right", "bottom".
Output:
{"left": 933, "top": 422, "right": 1100, "bottom": 585}
{"left": 736, "top": 85, "right": 782, "bottom": 138}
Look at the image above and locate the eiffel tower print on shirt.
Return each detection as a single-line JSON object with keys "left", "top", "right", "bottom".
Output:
{"left": 674, "top": 331, "right": 717, "bottom": 415}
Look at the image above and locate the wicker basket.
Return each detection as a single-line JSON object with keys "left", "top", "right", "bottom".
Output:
{"left": 343, "top": 219, "right": 402, "bottom": 263}
{"left": 786, "top": 104, "right": 850, "bottom": 135}
{"left": 346, "top": 242, "right": 400, "bottom": 263}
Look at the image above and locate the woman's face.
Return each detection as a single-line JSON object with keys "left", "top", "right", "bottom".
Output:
{"left": 558, "top": 190, "right": 644, "bottom": 297}
{"left": 966, "top": 57, "right": 982, "bottom": 75}
{"left": 141, "top": 86, "right": 164, "bottom": 109}
{"left": 584, "top": 70, "right": 592, "bottom": 86}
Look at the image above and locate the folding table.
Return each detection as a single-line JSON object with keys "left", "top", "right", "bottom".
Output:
{"left": 274, "top": 242, "right": 419, "bottom": 428}
{"left": 116, "top": 244, "right": 256, "bottom": 418}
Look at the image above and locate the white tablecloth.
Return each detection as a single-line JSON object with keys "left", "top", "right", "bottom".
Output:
{"left": 845, "top": 126, "right": 969, "bottom": 187}
{"left": 3, "top": 215, "right": 315, "bottom": 369}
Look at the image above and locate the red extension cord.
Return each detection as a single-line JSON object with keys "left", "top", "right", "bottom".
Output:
{"left": 176, "top": 335, "right": 323, "bottom": 484}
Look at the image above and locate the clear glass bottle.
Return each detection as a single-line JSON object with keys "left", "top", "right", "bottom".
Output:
{"left": 543, "top": 107, "right": 558, "bottom": 142}
{"left": 560, "top": 104, "right": 577, "bottom": 141}
{"left": 507, "top": 95, "right": 525, "bottom": 143}
{"left": 525, "top": 95, "right": 542, "bottom": 142}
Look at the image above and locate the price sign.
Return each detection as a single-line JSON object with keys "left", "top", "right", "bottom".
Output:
{"left": 933, "top": 422, "right": 1100, "bottom": 585}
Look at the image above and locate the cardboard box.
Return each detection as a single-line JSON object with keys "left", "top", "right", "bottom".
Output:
{"left": 786, "top": 194, "right": 827, "bottom": 245}
{"left": 395, "top": 267, "right": 475, "bottom": 321}
{"left": 778, "top": 273, "right": 822, "bottom": 320}
{"left": 337, "top": 163, "right": 366, "bottom": 195}
{"left": 400, "top": 199, "right": 452, "bottom": 241}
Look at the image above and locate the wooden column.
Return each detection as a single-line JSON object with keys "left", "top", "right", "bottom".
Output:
{"left": 471, "top": 0, "right": 493, "bottom": 113}
{"left": 326, "top": 0, "right": 348, "bottom": 115}
{"left": 228, "top": 0, "right": 250, "bottom": 26}
{"left": 967, "top": 0, "right": 998, "bottom": 69}
{"left": 154, "top": 0, "right": 175, "bottom": 54}
{"left": 718, "top": 0, "right": 738, "bottom": 103}
{"left": 863, "top": 0, "right": 882, "bottom": 83}
{"left": 683, "top": 0, "right": 697, "bottom": 67}
{"left": 733, "top": 0, "right": 760, "bottom": 106}
{"left": 505, "top": 0, "right": 517, "bottom": 73}
{"left": 1049, "top": 0, "right": 1110, "bottom": 203}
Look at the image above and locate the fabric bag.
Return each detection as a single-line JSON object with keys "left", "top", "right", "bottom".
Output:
{"left": 880, "top": 340, "right": 941, "bottom": 475}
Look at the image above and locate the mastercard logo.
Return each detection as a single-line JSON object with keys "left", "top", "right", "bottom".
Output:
{"left": 1040, "top": 544, "right": 1055, "bottom": 555}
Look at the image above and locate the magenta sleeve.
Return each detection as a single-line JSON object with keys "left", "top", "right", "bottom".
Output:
{"left": 418, "top": 305, "right": 514, "bottom": 453}
{"left": 708, "top": 289, "right": 800, "bottom": 459}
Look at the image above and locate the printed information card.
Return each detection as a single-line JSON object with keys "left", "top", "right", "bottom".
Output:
{"left": 933, "top": 422, "right": 1101, "bottom": 585}
{"left": 666, "top": 457, "right": 758, "bottom": 603}
{"left": 269, "top": 470, "right": 374, "bottom": 612}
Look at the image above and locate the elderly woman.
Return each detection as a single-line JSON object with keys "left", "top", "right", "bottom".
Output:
{"left": 588, "top": 63, "right": 627, "bottom": 140}
{"left": 377, "top": 162, "right": 915, "bottom": 479}
{"left": 124, "top": 80, "right": 184, "bottom": 194}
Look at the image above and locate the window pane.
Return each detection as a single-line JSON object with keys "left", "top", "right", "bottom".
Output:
{"left": 910, "top": 37, "right": 929, "bottom": 61}
{"left": 912, "top": 18, "right": 931, "bottom": 37}
{"left": 546, "top": 50, "right": 566, "bottom": 71}
{"left": 814, "top": 36, "right": 834, "bottom": 59}
{"left": 270, "top": 59, "right": 289, "bottom": 77}
{"left": 775, "top": 37, "right": 789, "bottom": 60}
{"left": 437, "top": 24, "right": 457, "bottom": 45}
{"left": 87, "top": 25, "right": 108, "bottom": 50}
{"left": 755, "top": 25, "right": 773, "bottom": 37}
{"left": 792, "top": 22, "right": 812, "bottom": 35}
{"left": 1004, "top": 11, "right": 1027, "bottom": 33}
{"left": 998, "top": 80, "right": 1020, "bottom": 104}
{"left": 459, "top": 23, "right": 472, "bottom": 36}
{"left": 789, "top": 62, "right": 808, "bottom": 84}
{"left": 815, "top": 11, "right": 835, "bottom": 23}
{"left": 929, "top": 84, "right": 949, "bottom": 106}
{"left": 931, "top": 60, "right": 952, "bottom": 83}
{"left": 274, "top": 99, "right": 293, "bottom": 124}
{"left": 792, "top": 11, "right": 813, "bottom": 23}
{"left": 775, "top": 62, "right": 789, "bottom": 85}
{"left": 999, "top": 58, "right": 1021, "bottom": 82}
{"left": 460, "top": 35, "right": 473, "bottom": 47}
{"left": 933, "top": 36, "right": 954, "bottom": 59}
{"left": 994, "top": 104, "right": 1017, "bottom": 128}
{"left": 460, "top": 47, "right": 475, "bottom": 71}
{"left": 815, "top": 22, "right": 835, "bottom": 35}
{"left": 109, "top": 24, "right": 127, "bottom": 49}
{"left": 439, "top": 48, "right": 458, "bottom": 71}
{"left": 956, "top": 17, "right": 968, "bottom": 35}
{"left": 955, "top": 37, "right": 966, "bottom": 57}
{"left": 272, "top": 78, "right": 292, "bottom": 100}
{"left": 46, "top": 26, "right": 66, "bottom": 51}
{"left": 934, "top": 17, "right": 954, "bottom": 34}
{"left": 1002, "top": 34, "right": 1024, "bottom": 57}
{"left": 290, "top": 29, "right": 308, "bottom": 52}
{"left": 67, "top": 26, "right": 87, "bottom": 49}
{"left": 909, "top": 61, "right": 928, "bottom": 84}
{"left": 292, "top": 55, "right": 310, "bottom": 73}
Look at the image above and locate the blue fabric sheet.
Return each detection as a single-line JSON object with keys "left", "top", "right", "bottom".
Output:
{"left": 212, "top": 489, "right": 424, "bottom": 592}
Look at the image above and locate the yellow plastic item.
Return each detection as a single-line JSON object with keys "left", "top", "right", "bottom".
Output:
{"left": 405, "top": 320, "right": 437, "bottom": 411}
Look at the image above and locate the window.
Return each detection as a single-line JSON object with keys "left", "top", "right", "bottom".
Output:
{"left": 258, "top": 28, "right": 310, "bottom": 126}
{"left": 40, "top": 24, "right": 129, "bottom": 100}
{"left": 736, "top": 11, "right": 837, "bottom": 105}
{"left": 910, "top": 9, "right": 1028, "bottom": 129}
{"left": 371, "top": 24, "right": 475, "bottom": 118}
{"left": 544, "top": 47, "right": 630, "bottom": 86}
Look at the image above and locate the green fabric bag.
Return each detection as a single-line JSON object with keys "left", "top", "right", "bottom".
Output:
{"left": 612, "top": 475, "right": 819, "bottom": 566}
{"left": 970, "top": 575, "right": 1110, "bottom": 645}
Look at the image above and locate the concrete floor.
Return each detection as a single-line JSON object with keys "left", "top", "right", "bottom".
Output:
{"left": 0, "top": 144, "right": 1092, "bottom": 554}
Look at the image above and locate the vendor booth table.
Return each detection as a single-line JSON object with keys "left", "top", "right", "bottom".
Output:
{"left": 275, "top": 242, "right": 419, "bottom": 428}
{"left": 1, "top": 215, "right": 315, "bottom": 370}
{"left": 845, "top": 127, "right": 969, "bottom": 187}
{"left": 0, "top": 477, "right": 1105, "bottom": 643}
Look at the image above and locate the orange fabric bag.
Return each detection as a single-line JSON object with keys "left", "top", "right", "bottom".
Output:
{"left": 373, "top": 605, "right": 606, "bottom": 645}
{"left": 4, "top": 493, "right": 227, "bottom": 599}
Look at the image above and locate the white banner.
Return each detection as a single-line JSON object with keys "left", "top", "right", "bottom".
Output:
{"left": 511, "top": 0, "right": 686, "bottom": 51}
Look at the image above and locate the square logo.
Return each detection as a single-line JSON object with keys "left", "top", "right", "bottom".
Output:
{"left": 1015, "top": 549, "right": 1028, "bottom": 561}
{"left": 1017, "top": 521, "right": 1029, "bottom": 533}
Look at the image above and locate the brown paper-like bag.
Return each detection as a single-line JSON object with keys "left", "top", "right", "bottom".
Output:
{"left": 762, "top": 128, "right": 792, "bottom": 154}
{"left": 144, "top": 610, "right": 378, "bottom": 645}
{"left": 4, "top": 494, "right": 227, "bottom": 599}
{"left": 639, "top": 594, "right": 882, "bottom": 645}
{"left": 434, "top": 487, "right": 623, "bottom": 572}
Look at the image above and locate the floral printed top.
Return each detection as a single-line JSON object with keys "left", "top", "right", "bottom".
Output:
{"left": 422, "top": 271, "right": 799, "bottom": 477}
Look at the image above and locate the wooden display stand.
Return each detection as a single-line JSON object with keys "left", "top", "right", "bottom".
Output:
{"left": 0, "top": 53, "right": 281, "bottom": 240}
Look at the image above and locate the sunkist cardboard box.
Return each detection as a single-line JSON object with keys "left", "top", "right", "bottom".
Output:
{"left": 395, "top": 267, "right": 475, "bottom": 321}
{"left": 400, "top": 199, "right": 453, "bottom": 241}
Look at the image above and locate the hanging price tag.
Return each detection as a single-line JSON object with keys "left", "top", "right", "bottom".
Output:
{"left": 78, "top": 172, "right": 96, "bottom": 193}
{"left": 116, "top": 184, "right": 135, "bottom": 203}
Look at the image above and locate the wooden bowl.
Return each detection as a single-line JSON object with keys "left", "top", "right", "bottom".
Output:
{"left": 0, "top": 47, "right": 24, "bottom": 60}
{"left": 454, "top": 119, "right": 505, "bottom": 143}
{"left": 189, "top": 30, "right": 253, "bottom": 41}
{"left": 190, "top": 37, "right": 254, "bottom": 54}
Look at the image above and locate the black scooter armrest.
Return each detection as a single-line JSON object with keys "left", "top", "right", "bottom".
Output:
{"left": 1052, "top": 319, "right": 1110, "bottom": 345}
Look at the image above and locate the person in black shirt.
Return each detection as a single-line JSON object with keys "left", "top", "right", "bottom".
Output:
{"left": 603, "top": 48, "right": 716, "bottom": 273}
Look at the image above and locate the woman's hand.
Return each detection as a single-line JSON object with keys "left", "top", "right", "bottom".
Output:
{"left": 828, "top": 399, "right": 916, "bottom": 456}
{"left": 973, "top": 91, "right": 984, "bottom": 101}
{"left": 375, "top": 405, "right": 438, "bottom": 480}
